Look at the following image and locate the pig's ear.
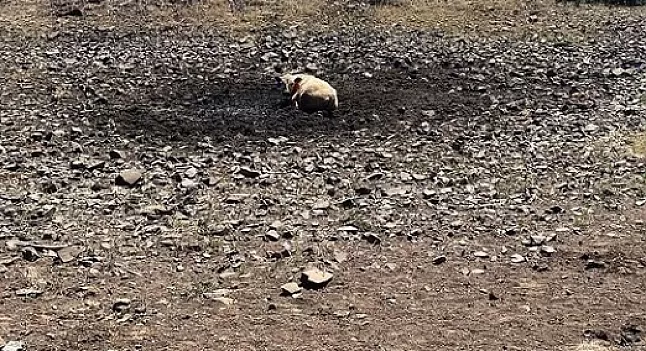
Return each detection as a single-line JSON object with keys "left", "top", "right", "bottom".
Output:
{"left": 294, "top": 77, "right": 303, "bottom": 84}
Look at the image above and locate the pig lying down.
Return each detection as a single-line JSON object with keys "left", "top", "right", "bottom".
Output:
{"left": 276, "top": 73, "right": 338, "bottom": 115}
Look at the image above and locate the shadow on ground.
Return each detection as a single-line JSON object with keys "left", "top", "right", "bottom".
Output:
{"left": 88, "top": 68, "right": 490, "bottom": 144}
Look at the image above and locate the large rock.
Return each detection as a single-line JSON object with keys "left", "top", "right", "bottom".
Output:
{"left": 116, "top": 169, "right": 143, "bottom": 186}
{"left": 2, "top": 341, "right": 25, "bottom": 351}
{"left": 300, "top": 268, "right": 333, "bottom": 289}
{"left": 280, "top": 282, "right": 302, "bottom": 296}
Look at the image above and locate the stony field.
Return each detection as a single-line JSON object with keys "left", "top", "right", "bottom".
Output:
{"left": 1, "top": 0, "right": 646, "bottom": 350}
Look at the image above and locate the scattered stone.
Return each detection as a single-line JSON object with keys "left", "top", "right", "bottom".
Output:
{"left": 266, "top": 242, "right": 292, "bottom": 260}
{"left": 620, "top": 324, "right": 642, "bottom": 346}
{"left": 362, "top": 232, "right": 381, "bottom": 244}
{"left": 70, "top": 160, "right": 85, "bottom": 169}
{"left": 88, "top": 267, "right": 101, "bottom": 278}
{"left": 112, "top": 298, "right": 131, "bottom": 312}
{"left": 181, "top": 178, "right": 197, "bottom": 189}
{"left": 267, "top": 136, "right": 288, "bottom": 145}
{"left": 432, "top": 255, "right": 447, "bottom": 265}
{"left": 57, "top": 7, "right": 83, "bottom": 17}
{"left": 301, "top": 268, "right": 333, "bottom": 289}
{"left": 203, "top": 289, "right": 231, "bottom": 299}
{"left": 333, "top": 250, "right": 348, "bottom": 263}
{"left": 280, "top": 282, "right": 302, "bottom": 296}
{"left": 585, "top": 260, "right": 607, "bottom": 270}
{"left": 88, "top": 161, "right": 106, "bottom": 170}
{"left": 312, "top": 200, "right": 330, "bottom": 210}
{"left": 354, "top": 186, "right": 372, "bottom": 195}
{"left": 366, "top": 172, "right": 384, "bottom": 181}
{"left": 236, "top": 167, "right": 261, "bottom": 178}
{"left": 338, "top": 225, "right": 359, "bottom": 232}
{"left": 583, "top": 123, "right": 599, "bottom": 132}
{"left": 412, "top": 173, "right": 427, "bottom": 181}
{"left": 265, "top": 230, "right": 280, "bottom": 242}
{"left": 583, "top": 329, "right": 610, "bottom": 341}
{"left": 109, "top": 150, "right": 123, "bottom": 159}
{"left": 225, "top": 194, "right": 250, "bottom": 204}
{"left": 219, "top": 271, "right": 237, "bottom": 280}
{"left": 400, "top": 172, "right": 412, "bottom": 181}
{"left": 185, "top": 167, "right": 198, "bottom": 178}
{"left": 207, "top": 224, "right": 228, "bottom": 236}
{"left": 449, "top": 220, "right": 464, "bottom": 229}
{"left": 530, "top": 235, "right": 546, "bottom": 246}
{"left": 473, "top": 251, "right": 489, "bottom": 258}
{"left": 21, "top": 247, "right": 40, "bottom": 262}
{"left": 5, "top": 240, "right": 22, "bottom": 251}
{"left": 269, "top": 220, "right": 283, "bottom": 230}
{"left": 4, "top": 17, "right": 646, "bottom": 338}
{"left": 612, "top": 67, "right": 625, "bottom": 77}
{"left": 0, "top": 258, "right": 18, "bottom": 267}
{"left": 15, "top": 288, "right": 43, "bottom": 298}
{"left": 116, "top": 169, "right": 143, "bottom": 186}
{"left": 2, "top": 341, "right": 24, "bottom": 351}
{"left": 210, "top": 297, "right": 234, "bottom": 305}
{"left": 204, "top": 176, "right": 219, "bottom": 186}
{"left": 57, "top": 246, "right": 83, "bottom": 263}
{"left": 546, "top": 205, "right": 564, "bottom": 214}
{"left": 540, "top": 245, "right": 556, "bottom": 256}
{"left": 510, "top": 254, "right": 526, "bottom": 263}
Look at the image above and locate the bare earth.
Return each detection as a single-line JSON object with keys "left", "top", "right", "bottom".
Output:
{"left": 1, "top": 0, "right": 646, "bottom": 350}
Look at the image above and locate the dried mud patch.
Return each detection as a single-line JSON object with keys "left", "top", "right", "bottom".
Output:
{"left": 90, "top": 69, "right": 489, "bottom": 143}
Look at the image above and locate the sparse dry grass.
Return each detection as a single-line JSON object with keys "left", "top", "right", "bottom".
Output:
{"left": 373, "top": 0, "right": 532, "bottom": 28}
{"left": 2, "top": 0, "right": 645, "bottom": 38}
{"left": 0, "top": 0, "right": 331, "bottom": 37}
{"left": 629, "top": 131, "right": 646, "bottom": 157}
{"left": 132, "top": 0, "right": 329, "bottom": 33}
{"left": 565, "top": 341, "right": 618, "bottom": 351}
{"left": 370, "top": 0, "right": 645, "bottom": 38}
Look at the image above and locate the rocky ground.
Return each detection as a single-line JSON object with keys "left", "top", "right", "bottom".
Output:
{"left": 1, "top": 0, "right": 646, "bottom": 350}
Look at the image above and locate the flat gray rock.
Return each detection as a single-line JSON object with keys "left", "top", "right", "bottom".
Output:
{"left": 301, "top": 268, "right": 333, "bottom": 289}
{"left": 2, "top": 341, "right": 24, "bottom": 351}
{"left": 57, "top": 245, "right": 83, "bottom": 263}
{"left": 280, "top": 282, "right": 302, "bottom": 296}
{"left": 116, "top": 169, "right": 142, "bottom": 186}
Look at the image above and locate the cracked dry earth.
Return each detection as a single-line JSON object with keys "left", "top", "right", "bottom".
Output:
{"left": 2, "top": 7, "right": 646, "bottom": 351}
